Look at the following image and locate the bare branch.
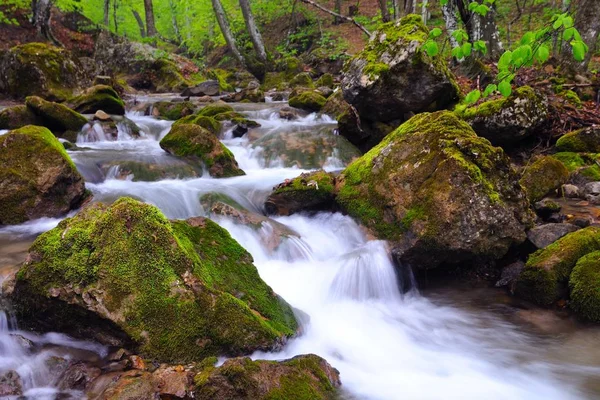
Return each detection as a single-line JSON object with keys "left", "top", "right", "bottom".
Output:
{"left": 298, "top": 0, "right": 371, "bottom": 36}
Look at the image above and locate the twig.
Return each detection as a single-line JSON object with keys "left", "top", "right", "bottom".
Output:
{"left": 299, "top": 0, "right": 371, "bottom": 36}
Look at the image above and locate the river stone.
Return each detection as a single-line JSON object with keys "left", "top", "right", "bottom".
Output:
{"left": 0, "top": 126, "right": 88, "bottom": 225}
{"left": 458, "top": 86, "right": 548, "bottom": 147}
{"left": 0, "top": 105, "right": 44, "bottom": 130}
{"left": 337, "top": 111, "right": 534, "bottom": 270}
{"left": 8, "top": 198, "right": 297, "bottom": 362}
{"left": 569, "top": 251, "right": 600, "bottom": 322}
{"left": 194, "top": 354, "right": 341, "bottom": 400}
{"left": 181, "top": 80, "right": 220, "bottom": 97}
{"left": 0, "top": 370, "right": 22, "bottom": 396}
{"left": 519, "top": 156, "right": 569, "bottom": 203}
{"left": 341, "top": 15, "right": 459, "bottom": 123}
{"left": 0, "top": 42, "right": 84, "bottom": 101}
{"left": 25, "top": 96, "right": 89, "bottom": 141}
{"left": 556, "top": 126, "right": 600, "bottom": 153}
{"left": 527, "top": 223, "right": 580, "bottom": 249}
{"left": 265, "top": 171, "right": 337, "bottom": 216}
{"left": 562, "top": 184, "right": 580, "bottom": 198}
{"left": 69, "top": 85, "right": 126, "bottom": 115}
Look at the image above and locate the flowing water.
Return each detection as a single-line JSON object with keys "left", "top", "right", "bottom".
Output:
{"left": 1, "top": 100, "right": 600, "bottom": 399}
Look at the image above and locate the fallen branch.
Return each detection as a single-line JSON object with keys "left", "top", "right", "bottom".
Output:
{"left": 299, "top": 0, "right": 371, "bottom": 36}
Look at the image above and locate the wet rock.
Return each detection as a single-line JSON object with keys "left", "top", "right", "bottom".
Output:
{"left": 458, "top": 86, "right": 548, "bottom": 147}
{"left": 341, "top": 15, "right": 459, "bottom": 123}
{"left": 515, "top": 226, "right": 600, "bottom": 306}
{"left": 0, "top": 126, "right": 88, "bottom": 225}
{"left": 69, "top": 85, "right": 126, "bottom": 115}
{"left": 495, "top": 261, "right": 525, "bottom": 294}
{"left": 86, "top": 370, "right": 156, "bottom": 400}
{"left": 316, "top": 73, "right": 335, "bottom": 89}
{"left": 197, "top": 95, "right": 214, "bottom": 103}
{"left": 289, "top": 91, "right": 327, "bottom": 112}
{"left": 101, "top": 160, "right": 199, "bottom": 182}
{"left": 9, "top": 198, "right": 298, "bottom": 362}
{"left": 58, "top": 362, "right": 102, "bottom": 391}
{"left": 222, "top": 87, "right": 265, "bottom": 103}
{"left": 265, "top": 171, "right": 337, "bottom": 216}
{"left": 94, "top": 110, "right": 111, "bottom": 121}
{"left": 337, "top": 111, "right": 534, "bottom": 270}
{"left": 533, "top": 198, "right": 562, "bottom": 220}
{"left": 150, "top": 100, "right": 195, "bottom": 120}
{"left": 278, "top": 106, "right": 300, "bottom": 120}
{"left": 251, "top": 126, "right": 360, "bottom": 169}
{"left": 160, "top": 124, "right": 245, "bottom": 178}
{"left": 556, "top": 126, "right": 600, "bottom": 153}
{"left": 317, "top": 86, "right": 334, "bottom": 98}
{"left": 289, "top": 72, "right": 314, "bottom": 88}
{"left": 519, "top": 156, "right": 569, "bottom": 203}
{"left": 232, "top": 124, "right": 248, "bottom": 138}
{"left": 10, "top": 334, "right": 35, "bottom": 350}
{"left": 25, "top": 96, "right": 88, "bottom": 141}
{"left": 0, "top": 105, "right": 43, "bottom": 130}
{"left": 194, "top": 354, "right": 341, "bottom": 400}
{"left": 270, "top": 92, "right": 286, "bottom": 102}
{"left": 0, "top": 42, "right": 84, "bottom": 101}
{"left": 0, "top": 370, "right": 22, "bottom": 396}
{"left": 569, "top": 251, "right": 600, "bottom": 322}
{"left": 562, "top": 184, "right": 580, "bottom": 198}
{"left": 527, "top": 223, "right": 580, "bottom": 249}
{"left": 181, "top": 80, "right": 220, "bottom": 97}
{"left": 93, "top": 76, "right": 112, "bottom": 86}
{"left": 153, "top": 365, "right": 193, "bottom": 398}
{"left": 584, "top": 182, "right": 600, "bottom": 204}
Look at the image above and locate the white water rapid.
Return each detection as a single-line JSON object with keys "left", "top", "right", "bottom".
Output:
{"left": 1, "top": 101, "right": 600, "bottom": 399}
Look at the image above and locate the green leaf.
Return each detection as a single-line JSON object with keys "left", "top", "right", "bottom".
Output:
{"left": 483, "top": 84, "right": 497, "bottom": 97}
{"left": 535, "top": 45, "right": 550, "bottom": 63}
{"left": 462, "top": 42, "right": 472, "bottom": 57}
{"left": 563, "top": 27, "right": 574, "bottom": 41}
{"left": 498, "top": 80, "right": 512, "bottom": 97}
{"left": 563, "top": 16, "right": 574, "bottom": 29}
{"left": 498, "top": 50, "right": 512, "bottom": 70}
{"left": 468, "top": 1, "right": 479, "bottom": 11}
{"left": 520, "top": 32, "right": 535, "bottom": 45}
{"left": 440, "top": 0, "right": 449, "bottom": 5}
{"left": 552, "top": 16, "right": 563, "bottom": 30}
{"left": 475, "top": 4, "right": 489, "bottom": 16}
{"left": 430, "top": 28, "right": 443, "bottom": 38}
{"left": 571, "top": 40, "right": 586, "bottom": 62}
{"left": 465, "top": 89, "right": 481, "bottom": 105}
{"left": 451, "top": 46, "right": 464, "bottom": 59}
{"left": 424, "top": 41, "right": 439, "bottom": 57}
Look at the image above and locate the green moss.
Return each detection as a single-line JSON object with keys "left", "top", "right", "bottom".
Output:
{"left": 569, "top": 251, "right": 600, "bottom": 322}
{"left": 563, "top": 90, "right": 582, "bottom": 108}
{"left": 152, "top": 101, "right": 195, "bottom": 120}
{"left": 153, "top": 58, "right": 190, "bottom": 92}
{"left": 289, "top": 73, "right": 314, "bottom": 89}
{"left": 160, "top": 124, "right": 244, "bottom": 178}
{"left": 0, "top": 105, "right": 43, "bottom": 130}
{"left": 315, "top": 73, "right": 334, "bottom": 89}
{"left": 457, "top": 86, "right": 539, "bottom": 120}
{"left": 553, "top": 151, "right": 600, "bottom": 182}
{"left": 553, "top": 152, "right": 587, "bottom": 171}
{"left": 198, "top": 104, "right": 235, "bottom": 117}
{"left": 556, "top": 127, "right": 600, "bottom": 153}
{"left": 519, "top": 156, "right": 569, "bottom": 203}
{"left": 289, "top": 92, "right": 327, "bottom": 112}
{"left": 16, "top": 198, "right": 297, "bottom": 362}
{"left": 263, "top": 72, "right": 288, "bottom": 91}
{"left": 516, "top": 227, "right": 600, "bottom": 305}
{"left": 272, "top": 171, "right": 336, "bottom": 206}
{"left": 207, "top": 69, "right": 235, "bottom": 92}
{"left": 25, "top": 96, "right": 88, "bottom": 136}
{"left": 105, "top": 161, "right": 199, "bottom": 181}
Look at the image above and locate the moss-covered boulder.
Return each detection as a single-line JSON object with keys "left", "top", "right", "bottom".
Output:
{"left": 152, "top": 58, "right": 190, "bottom": 93}
{"left": 341, "top": 15, "right": 459, "bottom": 123}
{"left": 0, "top": 43, "right": 84, "bottom": 101}
{"left": 337, "top": 111, "right": 533, "bottom": 269}
{"left": 457, "top": 86, "right": 548, "bottom": 147}
{"left": 174, "top": 114, "right": 222, "bottom": 135}
{"left": 160, "top": 124, "right": 244, "bottom": 178}
{"left": 9, "top": 198, "right": 298, "bottom": 362}
{"left": 0, "top": 105, "right": 43, "bottom": 130}
{"left": 289, "top": 91, "right": 327, "bottom": 112}
{"left": 251, "top": 126, "right": 361, "bottom": 169}
{"left": 194, "top": 354, "right": 341, "bottom": 400}
{"left": 569, "top": 251, "right": 600, "bottom": 322}
{"left": 519, "top": 156, "right": 569, "bottom": 203}
{"left": 25, "top": 96, "right": 88, "bottom": 141}
{"left": 316, "top": 73, "right": 335, "bottom": 89}
{"left": 151, "top": 101, "right": 196, "bottom": 120}
{"left": 289, "top": 72, "right": 315, "bottom": 89}
{"left": 265, "top": 171, "right": 337, "bottom": 216}
{"left": 198, "top": 103, "right": 235, "bottom": 117}
{"left": 222, "top": 87, "right": 265, "bottom": 103}
{"left": 69, "top": 85, "right": 126, "bottom": 115}
{"left": 0, "top": 126, "right": 88, "bottom": 225}
{"left": 515, "top": 227, "right": 600, "bottom": 306}
{"left": 556, "top": 126, "right": 600, "bottom": 153}
{"left": 263, "top": 72, "right": 289, "bottom": 91}
{"left": 553, "top": 152, "right": 600, "bottom": 183}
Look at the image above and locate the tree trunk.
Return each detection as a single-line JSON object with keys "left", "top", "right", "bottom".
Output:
{"left": 103, "top": 0, "right": 110, "bottom": 26}
{"left": 168, "top": 0, "right": 182, "bottom": 43}
{"left": 334, "top": 0, "right": 342, "bottom": 23}
{"left": 441, "top": 2, "right": 460, "bottom": 49}
{"left": 211, "top": 0, "right": 246, "bottom": 67}
{"left": 471, "top": 4, "right": 503, "bottom": 58}
{"left": 571, "top": 0, "right": 600, "bottom": 70}
{"left": 421, "top": 0, "right": 429, "bottom": 24}
{"left": 239, "top": 0, "right": 267, "bottom": 64}
{"left": 143, "top": 0, "right": 157, "bottom": 37}
{"left": 132, "top": 9, "right": 146, "bottom": 38}
{"left": 378, "top": 0, "right": 390, "bottom": 22}
{"left": 113, "top": 0, "right": 118, "bottom": 34}
{"left": 31, "top": 0, "right": 60, "bottom": 45}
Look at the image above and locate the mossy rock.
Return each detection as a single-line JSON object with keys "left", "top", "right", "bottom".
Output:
{"left": 69, "top": 85, "right": 126, "bottom": 115}
{"left": 213, "top": 112, "right": 261, "bottom": 128}
{"left": 457, "top": 86, "right": 548, "bottom": 147}
{"left": 152, "top": 101, "right": 196, "bottom": 120}
{"left": 556, "top": 126, "right": 600, "bottom": 153}
{"left": 101, "top": 160, "right": 200, "bottom": 181}
{"left": 0, "top": 42, "right": 84, "bottom": 101}
{"left": 337, "top": 111, "right": 533, "bottom": 269}
{"left": 553, "top": 152, "right": 600, "bottom": 183}
{"left": 206, "top": 69, "right": 235, "bottom": 92}
{"left": 263, "top": 72, "right": 289, "bottom": 91}
{"left": 153, "top": 58, "right": 190, "bottom": 93}
{"left": 173, "top": 115, "right": 222, "bottom": 136}
{"left": 194, "top": 354, "right": 340, "bottom": 400}
{"left": 0, "top": 105, "right": 43, "bottom": 130}
{"left": 25, "top": 96, "right": 88, "bottom": 141}
{"left": 316, "top": 73, "right": 335, "bottom": 89}
{"left": 0, "top": 125, "right": 88, "bottom": 225}
{"left": 198, "top": 103, "right": 235, "bottom": 117}
{"left": 569, "top": 251, "right": 600, "bottom": 322}
{"left": 341, "top": 15, "right": 459, "bottom": 123}
{"left": 289, "top": 91, "right": 327, "bottom": 112}
{"left": 562, "top": 90, "right": 582, "bottom": 108}
{"left": 10, "top": 198, "right": 298, "bottom": 362}
{"left": 160, "top": 124, "right": 244, "bottom": 178}
{"left": 515, "top": 227, "right": 600, "bottom": 306}
{"left": 251, "top": 126, "right": 360, "bottom": 169}
{"left": 290, "top": 72, "right": 315, "bottom": 89}
{"left": 265, "top": 171, "right": 337, "bottom": 216}
{"left": 519, "top": 156, "right": 569, "bottom": 203}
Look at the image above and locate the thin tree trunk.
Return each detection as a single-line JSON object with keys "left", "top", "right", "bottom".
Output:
{"left": 113, "top": 0, "right": 118, "bottom": 34}
{"left": 239, "top": 0, "right": 267, "bottom": 64}
{"left": 103, "top": 0, "right": 110, "bottom": 26}
{"left": 143, "top": 0, "right": 157, "bottom": 37}
{"left": 393, "top": 0, "right": 401, "bottom": 19}
{"left": 31, "top": 0, "right": 60, "bottom": 45}
{"left": 132, "top": 9, "right": 146, "bottom": 38}
{"left": 421, "top": 0, "right": 429, "bottom": 24}
{"left": 211, "top": 0, "right": 246, "bottom": 67}
{"left": 378, "top": 0, "right": 390, "bottom": 22}
{"left": 334, "top": 0, "right": 342, "bottom": 24}
{"left": 442, "top": 2, "right": 460, "bottom": 49}
{"left": 168, "top": 0, "right": 182, "bottom": 43}
{"left": 474, "top": 4, "right": 503, "bottom": 58}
